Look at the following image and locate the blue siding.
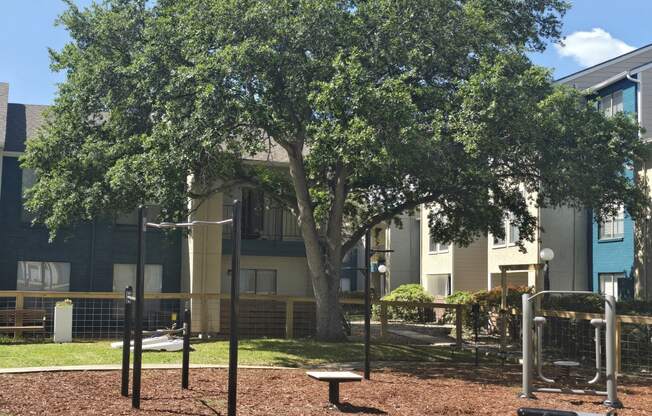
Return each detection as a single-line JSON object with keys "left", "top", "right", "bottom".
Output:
{"left": 590, "top": 79, "right": 637, "bottom": 298}
{"left": 591, "top": 210, "right": 635, "bottom": 295}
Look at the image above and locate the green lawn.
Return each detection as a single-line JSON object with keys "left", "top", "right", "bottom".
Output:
{"left": 0, "top": 338, "right": 471, "bottom": 368}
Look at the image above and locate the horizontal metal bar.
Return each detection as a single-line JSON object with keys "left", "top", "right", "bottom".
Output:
{"left": 139, "top": 328, "right": 184, "bottom": 335}
{"left": 529, "top": 291, "right": 602, "bottom": 302}
{"left": 147, "top": 219, "right": 233, "bottom": 229}
{"left": 534, "top": 387, "right": 607, "bottom": 396}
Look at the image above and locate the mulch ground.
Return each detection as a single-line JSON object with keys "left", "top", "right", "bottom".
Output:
{"left": 1, "top": 364, "right": 651, "bottom": 415}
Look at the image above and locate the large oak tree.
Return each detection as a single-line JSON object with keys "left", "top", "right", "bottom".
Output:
{"left": 23, "top": 0, "right": 648, "bottom": 340}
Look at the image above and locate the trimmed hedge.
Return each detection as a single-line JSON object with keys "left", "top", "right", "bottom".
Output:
{"left": 374, "top": 284, "right": 435, "bottom": 322}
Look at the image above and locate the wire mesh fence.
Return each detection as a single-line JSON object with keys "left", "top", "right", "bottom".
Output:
{"left": 465, "top": 306, "right": 652, "bottom": 375}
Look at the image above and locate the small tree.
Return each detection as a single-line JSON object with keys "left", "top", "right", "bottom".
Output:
{"left": 23, "top": 0, "right": 648, "bottom": 340}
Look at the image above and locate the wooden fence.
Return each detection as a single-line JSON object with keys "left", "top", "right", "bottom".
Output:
{"left": 0, "top": 291, "right": 464, "bottom": 345}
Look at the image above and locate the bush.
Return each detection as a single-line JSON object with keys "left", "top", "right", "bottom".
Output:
{"left": 374, "top": 284, "right": 435, "bottom": 322}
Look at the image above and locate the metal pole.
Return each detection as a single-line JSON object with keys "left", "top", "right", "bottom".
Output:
{"left": 364, "top": 230, "right": 371, "bottom": 380}
{"left": 181, "top": 306, "right": 191, "bottom": 389}
{"left": 520, "top": 293, "right": 534, "bottom": 399}
{"left": 121, "top": 286, "right": 133, "bottom": 397}
{"left": 604, "top": 295, "right": 622, "bottom": 408}
{"left": 228, "top": 200, "right": 242, "bottom": 416}
{"left": 132, "top": 206, "right": 146, "bottom": 409}
{"left": 472, "top": 303, "right": 479, "bottom": 367}
{"left": 544, "top": 261, "right": 550, "bottom": 291}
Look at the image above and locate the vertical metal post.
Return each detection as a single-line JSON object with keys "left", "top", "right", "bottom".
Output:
{"left": 604, "top": 295, "right": 622, "bottom": 408}
{"left": 132, "top": 206, "right": 146, "bottom": 409}
{"left": 520, "top": 294, "right": 534, "bottom": 399}
{"left": 121, "top": 286, "right": 133, "bottom": 397}
{"left": 182, "top": 306, "right": 191, "bottom": 389}
{"left": 228, "top": 200, "right": 242, "bottom": 416}
{"left": 364, "top": 230, "right": 371, "bottom": 380}
{"left": 472, "top": 303, "right": 480, "bottom": 367}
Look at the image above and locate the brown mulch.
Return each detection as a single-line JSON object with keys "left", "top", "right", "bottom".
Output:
{"left": 1, "top": 365, "right": 651, "bottom": 415}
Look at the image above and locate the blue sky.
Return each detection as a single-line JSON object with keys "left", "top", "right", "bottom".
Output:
{"left": 2, "top": 0, "right": 652, "bottom": 104}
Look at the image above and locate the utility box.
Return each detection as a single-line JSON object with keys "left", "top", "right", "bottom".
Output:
{"left": 54, "top": 300, "right": 73, "bottom": 343}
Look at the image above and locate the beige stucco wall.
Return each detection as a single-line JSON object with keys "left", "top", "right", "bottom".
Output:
{"left": 487, "top": 203, "right": 540, "bottom": 290}
{"left": 452, "top": 236, "right": 488, "bottom": 293}
{"left": 419, "top": 206, "right": 453, "bottom": 287}
{"left": 183, "top": 190, "right": 225, "bottom": 334}
{"left": 220, "top": 255, "right": 312, "bottom": 297}
{"left": 386, "top": 213, "right": 421, "bottom": 291}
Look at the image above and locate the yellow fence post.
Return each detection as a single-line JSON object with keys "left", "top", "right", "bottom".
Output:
{"left": 14, "top": 292, "right": 24, "bottom": 340}
{"left": 455, "top": 304, "right": 463, "bottom": 347}
{"left": 380, "top": 303, "right": 388, "bottom": 337}
{"left": 285, "top": 300, "right": 294, "bottom": 339}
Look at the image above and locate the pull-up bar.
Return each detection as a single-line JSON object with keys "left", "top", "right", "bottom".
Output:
{"left": 125, "top": 201, "right": 242, "bottom": 416}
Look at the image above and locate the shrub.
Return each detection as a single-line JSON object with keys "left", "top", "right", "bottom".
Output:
{"left": 374, "top": 284, "right": 435, "bottom": 322}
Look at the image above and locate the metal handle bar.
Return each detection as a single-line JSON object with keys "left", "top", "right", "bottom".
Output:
{"left": 528, "top": 291, "right": 604, "bottom": 302}
{"left": 146, "top": 219, "right": 233, "bottom": 229}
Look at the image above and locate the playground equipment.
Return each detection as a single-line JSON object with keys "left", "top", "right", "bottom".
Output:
{"left": 517, "top": 408, "right": 617, "bottom": 416}
{"left": 520, "top": 291, "right": 622, "bottom": 409}
{"left": 121, "top": 201, "right": 242, "bottom": 416}
{"left": 121, "top": 292, "right": 191, "bottom": 397}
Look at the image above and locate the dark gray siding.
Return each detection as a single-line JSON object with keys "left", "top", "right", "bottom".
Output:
{"left": 0, "top": 156, "right": 182, "bottom": 292}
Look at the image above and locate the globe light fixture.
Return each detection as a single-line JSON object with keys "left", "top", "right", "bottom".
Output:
{"left": 377, "top": 264, "right": 388, "bottom": 274}
{"left": 540, "top": 248, "right": 555, "bottom": 262}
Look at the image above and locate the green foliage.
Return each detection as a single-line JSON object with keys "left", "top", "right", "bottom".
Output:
{"left": 374, "top": 284, "right": 435, "bottom": 323}
{"left": 542, "top": 295, "right": 652, "bottom": 316}
{"left": 445, "top": 291, "right": 475, "bottom": 306}
{"left": 22, "top": 0, "right": 646, "bottom": 247}
{"left": 474, "top": 285, "right": 534, "bottom": 310}
{"left": 20, "top": 0, "right": 649, "bottom": 338}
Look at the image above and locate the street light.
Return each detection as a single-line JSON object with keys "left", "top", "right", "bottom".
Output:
{"left": 540, "top": 248, "right": 554, "bottom": 291}
{"left": 377, "top": 263, "right": 387, "bottom": 274}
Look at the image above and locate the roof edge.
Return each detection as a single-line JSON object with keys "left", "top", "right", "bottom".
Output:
{"left": 555, "top": 42, "right": 652, "bottom": 84}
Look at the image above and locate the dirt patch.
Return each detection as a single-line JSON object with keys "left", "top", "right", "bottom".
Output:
{"left": 0, "top": 365, "right": 651, "bottom": 415}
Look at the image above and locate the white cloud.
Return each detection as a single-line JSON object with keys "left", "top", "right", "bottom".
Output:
{"left": 554, "top": 28, "right": 635, "bottom": 67}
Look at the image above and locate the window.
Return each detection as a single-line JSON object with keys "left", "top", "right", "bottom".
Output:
{"left": 21, "top": 169, "right": 37, "bottom": 222}
{"left": 493, "top": 214, "right": 519, "bottom": 247}
{"left": 426, "top": 274, "right": 451, "bottom": 297}
{"left": 599, "top": 208, "right": 625, "bottom": 240}
{"left": 509, "top": 221, "right": 520, "bottom": 244}
{"left": 599, "top": 273, "right": 625, "bottom": 300}
{"left": 428, "top": 225, "right": 450, "bottom": 253}
{"left": 112, "top": 264, "right": 163, "bottom": 292}
{"left": 599, "top": 90, "right": 624, "bottom": 117}
{"left": 429, "top": 237, "right": 450, "bottom": 253}
{"left": 228, "top": 269, "right": 277, "bottom": 295}
{"left": 17, "top": 261, "right": 70, "bottom": 291}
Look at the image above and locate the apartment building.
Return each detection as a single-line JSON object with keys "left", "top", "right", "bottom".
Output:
{"left": 556, "top": 44, "right": 652, "bottom": 300}
{"left": 0, "top": 82, "right": 420, "bottom": 333}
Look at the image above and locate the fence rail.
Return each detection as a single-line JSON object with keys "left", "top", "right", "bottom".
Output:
{"left": 0, "top": 291, "right": 464, "bottom": 344}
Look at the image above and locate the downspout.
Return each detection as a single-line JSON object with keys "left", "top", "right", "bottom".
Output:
{"left": 627, "top": 71, "right": 647, "bottom": 299}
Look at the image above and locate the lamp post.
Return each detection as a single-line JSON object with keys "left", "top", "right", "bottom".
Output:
{"left": 540, "top": 248, "right": 555, "bottom": 291}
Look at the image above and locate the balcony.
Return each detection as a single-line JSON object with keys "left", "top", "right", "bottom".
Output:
{"left": 222, "top": 204, "right": 302, "bottom": 241}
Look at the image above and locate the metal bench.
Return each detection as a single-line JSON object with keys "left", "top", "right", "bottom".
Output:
{"left": 517, "top": 407, "right": 617, "bottom": 416}
{"left": 306, "top": 371, "right": 363, "bottom": 405}
{"left": 0, "top": 309, "right": 47, "bottom": 338}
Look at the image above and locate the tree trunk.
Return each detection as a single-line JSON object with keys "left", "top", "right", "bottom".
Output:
{"left": 284, "top": 144, "right": 346, "bottom": 341}
{"left": 311, "top": 255, "right": 346, "bottom": 341}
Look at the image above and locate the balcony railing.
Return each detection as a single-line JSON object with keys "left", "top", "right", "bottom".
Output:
{"left": 223, "top": 204, "right": 302, "bottom": 241}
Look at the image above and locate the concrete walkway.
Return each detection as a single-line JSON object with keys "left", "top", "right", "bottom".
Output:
{"left": 387, "top": 328, "right": 456, "bottom": 346}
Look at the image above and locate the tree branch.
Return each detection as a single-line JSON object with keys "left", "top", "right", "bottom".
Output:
{"left": 341, "top": 193, "right": 441, "bottom": 258}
